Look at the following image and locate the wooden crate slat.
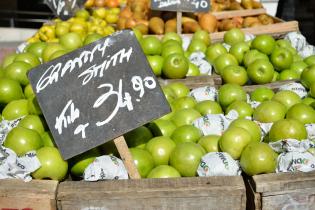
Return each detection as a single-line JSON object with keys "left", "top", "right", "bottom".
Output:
{"left": 57, "top": 176, "right": 246, "bottom": 210}
{"left": 158, "top": 75, "right": 222, "bottom": 88}
{"left": 0, "top": 179, "right": 58, "bottom": 210}
{"left": 212, "top": 8, "right": 267, "bottom": 20}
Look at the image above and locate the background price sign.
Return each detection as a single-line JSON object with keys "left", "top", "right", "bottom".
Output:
{"left": 28, "top": 30, "right": 170, "bottom": 178}
{"left": 45, "top": 0, "right": 80, "bottom": 20}
{"left": 151, "top": 0, "right": 210, "bottom": 13}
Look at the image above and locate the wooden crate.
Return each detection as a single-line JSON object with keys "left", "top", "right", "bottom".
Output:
{"left": 245, "top": 171, "right": 315, "bottom": 210}
{"left": 57, "top": 176, "right": 246, "bottom": 210}
{"left": 0, "top": 179, "right": 58, "bottom": 210}
{"left": 158, "top": 75, "right": 222, "bottom": 89}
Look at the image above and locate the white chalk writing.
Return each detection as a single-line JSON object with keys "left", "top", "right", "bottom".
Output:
{"left": 55, "top": 100, "right": 80, "bottom": 134}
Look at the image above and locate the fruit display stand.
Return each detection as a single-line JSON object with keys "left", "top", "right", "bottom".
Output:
{"left": 245, "top": 171, "right": 315, "bottom": 210}
{"left": 0, "top": 179, "right": 58, "bottom": 210}
{"left": 57, "top": 176, "right": 246, "bottom": 210}
{"left": 209, "top": 9, "right": 299, "bottom": 42}
{"left": 158, "top": 75, "right": 222, "bottom": 89}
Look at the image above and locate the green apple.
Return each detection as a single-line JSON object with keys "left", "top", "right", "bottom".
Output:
{"left": 170, "top": 142, "right": 204, "bottom": 177}
{"left": 193, "top": 30, "right": 211, "bottom": 46}
{"left": 24, "top": 84, "right": 35, "bottom": 99}
{"left": 186, "top": 62, "right": 200, "bottom": 76}
{"left": 269, "top": 119, "right": 307, "bottom": 142}
{"left": 219, "top": 126, "right": 252, "bottom": 159}
{"left": 171, "top": 96, "right": 197, "bottom": 111}
{"left": 41, "top": 131, "right": 55, "bottom": 147}
{"left": 304, "top": 55, "right": 315, "bottom": 65}
{"left": 32, "top": 147, "right": 68, "bottom": 181}
{"left": 194, "top": 100, "right": 223, "bottom": 115}
{"left": 14, "top": 52, "right": 40, "bottom": 68}
{"left": 290, "top": 61, "right": 308, "bottom": 76}
{"left": 310, "top": 82, "right": 315, "bottom": 98}
{"left": 148, "top": 119, "right": 176, "bottom": 137}
{"left": 49, "top": 50, "right": 68, "bottom": 61}
{"left": 198, "top": 135, "right": 220, "bottom": 152}
{"left": 171, "top": 125, "right": 202, "bottom": 144}
{"left": 141, "top": 36, "right": 162, "bottom": 55}
{"left": 302, "top": 97, "right": 315, "bottom": 106}
{"left": 188, "top": 39, "right": 207, "bottom": 53}
{"left": 171, "top": 108, "right": 201, "bottom": 127}
{"left": 162, "top": 53, "right": 189, "bottom": 79}
{"left": 0, "top": 78, "right": 24, "bottom": 104}
{"left": 28, "top": 96, "right": 42, "bottom": 115}
{"left": 18, "top": 115, "right": 45, "bottom": 135}
{"left": 221, "top": 65, "right": 248, "bottom": 86}
{"left": 224, "top": 28, "right": 245, "bottom": 46}
{"left": 130, "top": 148, "right": 155, "bottom": 178}
{"left": 59, "top": 32, "right": 83, "bottom": 50}
{"left": 161, "top": 43, "right": 184, "bottom": 58}
{"left": 145, "top": 136, "right": 176, "bottom": 166}
{"left": 250, "top": 87, "right": 274, "bottom": 102}
{"left": 147, "top": 55, "right": 163, "bottom": 76}
{"left": 162, "top": 86, "right": 176, "bottom": 103}
{"left": 42, "top": 43, "right": 65, "bottom": 62}
{"left": 147, "top": 165, "right": 181, "bottom": 178}
{"left": 301, "top": 65, "right": 315, "bottom": 89}
{"left": 226, "top": 100, "right": 253, "bottom": 118}
{"left": 161, "top": 32, "right": 182, "bottom": 45}
{"left": 213, "top": 53, "right": 238, "bottom": 74}
{"left": 243, "top": 49, "right": 269, "bottom": 68}
{"left": 124, "top": 126, "right": 153, "bottom": 148}
{"left": 229, "top": 42, "right": 250, "bottom": 64}
{"left": 270, "top": 47, "right": 293, "bottom": 71}
{"left": 286, "top": 103, "right": 315, "bottom": 124}
{"left": 2, "top": 53, "right": 17, "bottom": 68}
{"left": 83, "top": 33, "right": 103, "bottom": 45}
{"left": 26, "top": 42, "right": 47, "bottom": 58}
{"left": 218, "top": 84, "right": 247, "bottom": 109}
{"left": 271, "top": 90, "right": 301, "bottom": 110}
{"left": 240, "top": 142, "right": 277, "bottom": 176}
{"left": 247, "top": 59, "right": 275, "bottom": 84}
{"left": 205, "top": 43, "right": 227, "bottom": 64}
{"left": 251, "top": 34, "right": 276, "bottom": 55}
{"left": 278, "top": 69, "right": 299, "bottom": 80}
{"left": 167, "top": 82, "right": 190, "bottom": 98}
{"left": 2, "top": 99, "right": 29, "bottom": 120}
{"left": 70, "top": 148, "right": 101, "bottom": 177}
{"left": 276, "top": 39, "right": 292, "bottom": 49}
{"left": 253, "top": 101, "right": 286, "bottom": 123}
{"left": 272, "top": 71, "right": 279, "bottom": 82}
{"left": 4, "top": 126, "right": 43, "bottom": 156}
{"left": 5, "top": 61, "right": 32, "bottom": 86}
{"left": 229, "top": 118, "right": 261, "bottom": 142}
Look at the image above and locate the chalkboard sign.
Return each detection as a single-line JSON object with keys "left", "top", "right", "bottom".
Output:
{"left": 28, "top": 30, "right": 171, "bottom": 160}
{"left": 45, "top": 0, "right": 80, "bottom": 20}
{"left": 151, "top": 0, "right": 210, "bottom": 12}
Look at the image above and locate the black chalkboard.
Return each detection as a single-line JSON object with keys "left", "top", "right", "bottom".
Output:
{"left": 28, "top": 30, "right": 171, "bottom": 160}
{"left": 151, "top": 0, "right": 210, "bottom": 12}
{"left": 45, "top": 0, "right": 80, "bottom": 20}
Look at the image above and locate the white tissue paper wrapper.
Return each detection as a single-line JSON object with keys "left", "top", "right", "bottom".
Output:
{"left": 189, "top": 52, "right": 212, "bottom": 75}
{"left": 284, "top": 32, "right": 315, "bottom": 58}
{"left": 245, "top": 34, "right": 255, "bottom": 42}
{"left": 222, "top": 43, "right": 231, "bottom": 51}
{"left": 277, "top": 151, "right": 315, "bottom": 173}
{"left": 197, "top": 152, "right": 241, "bottom": 176}
{"left": 193, "top": 112, "right": 238, "bottom": 136}
{"left": 269, "top": 139, "right": 315, "bottom": 153}
{"left": 249, "top": 100, "right": 261, "bottom": 109}
{"left": 181, "top": 35, "right": 191, "bottom": 51}
{"left": 306, "top": 124, "right": 315, "bottom": 140}
{"left": 16, "top": 42, "right": 28, "bottom": 53}
{"left": 285, "top": 32, "right": 307, "bottom": 52}
{"left": 0, "top": 117, "right": 41, "bottom": 181}
{"left": 84, "top": 155, "right": 128, "bottom": 181}
{"left": 189, "top": 86, "right": 218, "bottom": 102}
{"left": 254, "top": 121, "right": 273, "bottom": 139}
{"left": 0, "top": 148, "right": 41, "bottom": 181}
{"left": 278, "top": 82, "right": 308, "bottom": 99}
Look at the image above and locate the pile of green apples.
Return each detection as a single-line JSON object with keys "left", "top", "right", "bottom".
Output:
{"left": 125, "top": 77, "right": 315, "bottom": 178}
{"left": 140, "top": 28, "right": 315, "bottom": 84}
{"left": 137, "top": 29, "right": 210, "bottom": 79}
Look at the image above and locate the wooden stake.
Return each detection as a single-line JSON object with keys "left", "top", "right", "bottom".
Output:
{"left": 114, "top": 136, "right": 141, "bottom": 179}
{"left": 176, "top": 11, "right": 182, "bottom": 35}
